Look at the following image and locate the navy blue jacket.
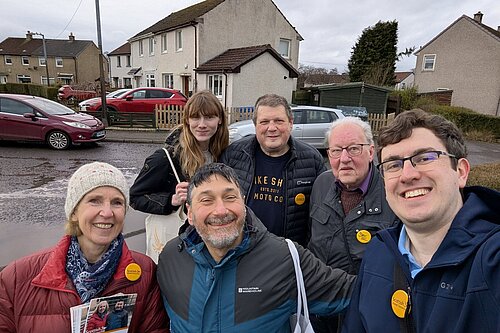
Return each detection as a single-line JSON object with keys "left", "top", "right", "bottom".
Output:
{"left": 342, "top": 186, "right": 500, "bottom": 333}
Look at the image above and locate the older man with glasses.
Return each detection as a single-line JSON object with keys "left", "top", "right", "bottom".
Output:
{"left": 342, "top": 109, "right": 500, "bottom": 333}
{"left": 308, "top": 116, "right": 398, "bottom": 333}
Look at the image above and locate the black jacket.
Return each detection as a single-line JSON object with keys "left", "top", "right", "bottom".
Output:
{"left": 220, "top": 135, "right": 326, "bottom": 246}
{"left": 129, "top": 129, "right": 186, "bottom": 215}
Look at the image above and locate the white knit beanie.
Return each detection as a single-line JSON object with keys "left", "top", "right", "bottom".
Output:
{"left": 65, "top": 162, "right": 129, "bottom": 219}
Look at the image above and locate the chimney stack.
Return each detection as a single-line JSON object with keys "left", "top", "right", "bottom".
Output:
{"left": 69, "top": 32, "right": 75, "bottom": 41}
{"left": 26, "top": 31, "right": 33, "bottom": 41}
{"left": 473, "top": 11, "right": 483, "bottom": 23}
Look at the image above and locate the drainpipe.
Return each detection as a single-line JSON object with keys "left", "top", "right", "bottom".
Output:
{"left": 193, "top": 23, "right": 198, "bottom": 93}
{"left": 223, "top": 72, "right": 228, "bottom": 108}
{"left": 495, "top": 92, "right": 500, "bottom": 116}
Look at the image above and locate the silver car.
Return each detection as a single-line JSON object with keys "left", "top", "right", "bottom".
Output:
{"left": 228, "top": 105, "right": 345, "bottom": 149}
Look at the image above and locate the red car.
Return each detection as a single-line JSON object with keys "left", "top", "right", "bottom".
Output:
{"left": 57, "top": 85, "right": 97, "bottom": 103}
{"left": 85, "top": 87, "right": 187, "bottom": 113}
{"left": 0, "top": 94, "right": 105, "bottom": 149}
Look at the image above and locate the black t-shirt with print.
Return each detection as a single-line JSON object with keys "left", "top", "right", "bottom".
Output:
{"left": 247, "top": 146, "right": 290, "bottom": 237}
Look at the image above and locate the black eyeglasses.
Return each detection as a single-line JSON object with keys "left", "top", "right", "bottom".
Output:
{"left": 327, "top": 144, "right": 370, "bottom": 158}
{"left": 377, "top": 150, "right": 457, "bottom": 179}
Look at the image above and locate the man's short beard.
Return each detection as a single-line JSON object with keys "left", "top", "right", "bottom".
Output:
{"left": 198, "top": 211, "right": 245, "bottom": 249}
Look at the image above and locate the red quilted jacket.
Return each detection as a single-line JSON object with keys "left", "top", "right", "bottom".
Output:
{"left": 0, "top": 235, "right": 168, "bottom": 332}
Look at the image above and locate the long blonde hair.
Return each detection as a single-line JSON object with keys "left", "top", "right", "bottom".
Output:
{"left": 177, "top": 90, "right": 229, "bottom": 178}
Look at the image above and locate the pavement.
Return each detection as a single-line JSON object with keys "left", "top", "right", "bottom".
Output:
{"left": 104, "top": 127, "right": 169, "bottom": 144}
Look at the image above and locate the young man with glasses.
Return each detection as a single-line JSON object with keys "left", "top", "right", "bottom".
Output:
{"left": 342, "top": 109, "right": 499, "bottom": 332}
{"left": 308, "top": 117, "right": 398, "bottom": 333}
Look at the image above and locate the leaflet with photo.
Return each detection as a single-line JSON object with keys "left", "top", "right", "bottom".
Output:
{"left": 70, "top": 293, "right": 137, "bottom": 333}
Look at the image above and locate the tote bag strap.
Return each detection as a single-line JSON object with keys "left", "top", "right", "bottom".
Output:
{"left": 162, "top": 147, "right": 181, "bottom": 184}
{"left": 285, "top": 239, "right": 310, "bottom": 323}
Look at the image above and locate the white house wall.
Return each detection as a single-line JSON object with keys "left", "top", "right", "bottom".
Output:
{"left": 196, "top": 54, "right": 294, "bottom": 108}
{"left": 198, "top": 0, "right": 300, "bottom": 69}
{"left": 414, "top": 18, "right": 500, "bottom": 116}
{"left": 130, "top": 30, "right": 195, "bottom": 91}
{"left": 109, "top": 55, "right": 132, "bottom": 88}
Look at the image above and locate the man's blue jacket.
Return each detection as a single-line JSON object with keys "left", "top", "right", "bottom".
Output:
{"left": 342, "top": 186, "right": 500, "bottom": 333}
{"left": 157, "top": 210, "right": 354, "bottom": 332}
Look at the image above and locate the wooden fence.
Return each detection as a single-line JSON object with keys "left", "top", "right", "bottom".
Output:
{"left": 368, "top": 112, "right": 395, "bottom": 133}
{"left": 86, "top": 104, "right": 396, "bottom": 132}
{"left": 155, "top": 105, "right": 255, "bottom": 129}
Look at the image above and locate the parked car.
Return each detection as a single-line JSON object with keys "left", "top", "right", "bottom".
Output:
{"left": 0, "top": 94, "right": 105, "bottom": 149}
{"left": 79, "top": 88, "right": 131, "bottom": 111}
{"left": 228, "top": 105, "right": 345, "bottom": 149}
{"left": 84, "top": 87, "right": 187, "bottom": 113}
{"left": 57, "top": 85, "right": 98, "bottom": 103}
{"left": 335, "top": 105, "right": 368, "bottom": 121}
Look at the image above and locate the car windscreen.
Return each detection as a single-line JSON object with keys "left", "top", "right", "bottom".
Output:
{"left": 29, "top": 98, "right": 76, "bottom": 116}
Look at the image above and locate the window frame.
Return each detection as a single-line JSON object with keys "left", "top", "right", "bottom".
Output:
{"left": 146, "top": 74, "right": 156, "bottom": 87}
{"left": 22, "top": 56, "right": 29, "bottom": 66}
{"left": 126, "top": 55, "right": 131, "bottom": 67}
{"left": 5, "top": 56, "right": 13, "bottom": 65}
{"left": 161, "top": 33, "right": 168, "bottom": 53}
{"left": 139, "top": 40, "right": 144, "bottom": 57}
{"left": 55, "top": 57, "right": 63, "bottom": 67}
{"left": 422, "top": 54, "right": 436, "bottom": 71}
{"left": 149, "top": 37, "right": 155, "bottom": 56}
{"left": 162, "top": 73, "right": 174, "bottom": 88}
{"left": 39, "top": 57, "right": 47, "bottom": 66}
{"left": 16, "top": 74, "right": 32, "bottom": 83}
{"left": 208, "top": 74, "right": 223, "bottom": 98}
{"left": 278, "top": 38, "right": 291, "bottom": 59}
{"left": 116, "top": 56, "right": 122, "bottom": 67}
{"left": 175, "top": 30, "right": 183, "bottom": 51}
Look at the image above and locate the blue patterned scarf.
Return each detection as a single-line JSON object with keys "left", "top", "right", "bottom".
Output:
{"left": 66, "top": 234, "right": 123, "bottom": 303}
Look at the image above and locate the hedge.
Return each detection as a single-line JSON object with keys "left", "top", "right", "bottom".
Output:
{"left": 0, "top": 83, "right": 59, "bottom": 101}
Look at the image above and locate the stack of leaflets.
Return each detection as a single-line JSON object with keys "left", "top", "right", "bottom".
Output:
{"left": 70, "top": 293, "right": 137, "bottom": 333}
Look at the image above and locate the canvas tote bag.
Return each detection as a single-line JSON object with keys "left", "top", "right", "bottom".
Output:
{"left": 145, "top": 148, "right": 185, "bottom": 263}
{"left": 286, "top": 238, "right": 315, "bottom": 333}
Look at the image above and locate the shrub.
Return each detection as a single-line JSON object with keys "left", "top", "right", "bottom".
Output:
{"left": 428, "top": 105, "right": 500, "bottom": 140}
{"left": 390, "top": 86, "right": 419, "bottom": 110}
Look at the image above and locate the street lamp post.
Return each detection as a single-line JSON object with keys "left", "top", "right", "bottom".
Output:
{"left": 94, "top": 0, "right": 108, "bottom": 126}
{"left": 32, "top": 32, "right": 50, "bottom": 86}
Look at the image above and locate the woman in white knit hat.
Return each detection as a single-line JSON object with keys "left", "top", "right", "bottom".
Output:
{"left": 0, "top": 162, "right": 168, "bottom": 333}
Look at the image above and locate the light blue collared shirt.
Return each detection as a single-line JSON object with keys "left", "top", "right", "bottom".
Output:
{"left": 398, "top": 225, "right": 423, "bottom": 278}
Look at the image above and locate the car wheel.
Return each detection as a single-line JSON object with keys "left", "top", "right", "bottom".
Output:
{"left": 47, "top": 131, "right": 71, "bottom": 150}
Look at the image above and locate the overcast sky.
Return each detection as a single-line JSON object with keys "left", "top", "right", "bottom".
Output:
{"left": 1, "top": 0, "right": 499, "bottom": 72}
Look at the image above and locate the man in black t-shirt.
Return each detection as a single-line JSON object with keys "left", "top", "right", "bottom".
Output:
{"left": 221, "top": 94, "right": 326, "bottom": 246}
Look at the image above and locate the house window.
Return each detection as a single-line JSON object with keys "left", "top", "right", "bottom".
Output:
{"left": 126, "top": 55, "right": 131, "bottom": 67}
{"left": 162, "top": 73, "right": 174, "bottom": 88}
{"left": 124, "top": 77, "right": 132, "bottom": 88}
{"left": 5, "top": 56, "right": 12, "bottom": 65}
{"left": 55, "top": 57, "right": 63, "bottom": 67}
{"left": 117, "top": 56, "right": 122, "bottom": 67}
{"left": 176, "top": 30, "right": 183, "bottom": 51}
{"left": 41, "top": 76, "right": 55, "bottom": 85}
{"left": 208, "top": 74, "right": 223, "bottom": 97}
{"left": 39, "top": 57, "right": 47, "bottom": 66}
{"left": 149, "top": 37, "right": 155, "bottom": 55}
{"left": 161, "top": 34, "right": 168, "bottom": 53}
{"left": 278, "top": 38, "right": 291, "bottom": 59}
{"left": 17, "top": 74, "right": 31, "bottom": 83}
{"left": 139, "top": 40, "right": 144, "bottom": 56}
{"left": 22, "top": 56, "right": 29, "bottom": 65}
{"left": 146, "top": 74, "right": 156, "bottom": 87}
{"left": 422, "top": 54, "right": 436, "bottom": 71}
